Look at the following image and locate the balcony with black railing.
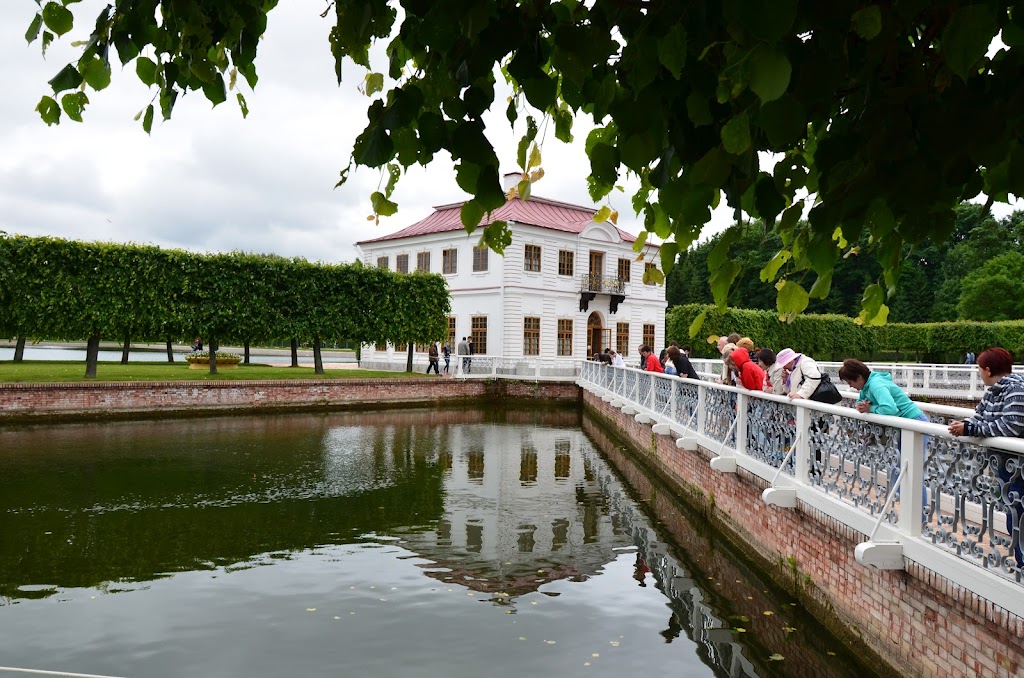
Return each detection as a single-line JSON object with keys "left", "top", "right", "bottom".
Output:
{"left": 579, "top": 273, "right": 627, "bottom": 313}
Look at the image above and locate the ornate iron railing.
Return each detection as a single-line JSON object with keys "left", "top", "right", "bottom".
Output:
{"left": 580, "top": 273, "right": 626, "bottom": 295}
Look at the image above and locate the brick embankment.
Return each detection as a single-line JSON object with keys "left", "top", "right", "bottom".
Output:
{"left": 0, "top": 379, "right": 579, "bottom": 422}
{"left": 584, "top": 391, "right": 1023, "bottom": 678}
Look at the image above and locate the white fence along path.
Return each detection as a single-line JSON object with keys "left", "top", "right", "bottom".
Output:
{"left": 578, "top": 361, "right": 1024, "bottom": 619}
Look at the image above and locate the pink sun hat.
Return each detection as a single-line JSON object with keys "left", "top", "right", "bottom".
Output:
{"left": 775, "top": 348, "right": 797, "bottom": 368}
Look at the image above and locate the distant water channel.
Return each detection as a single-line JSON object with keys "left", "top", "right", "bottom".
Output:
{"left": 0, "top": 408, "right": 876, "bottom": 677}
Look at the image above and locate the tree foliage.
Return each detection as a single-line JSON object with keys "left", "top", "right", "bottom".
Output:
{"left": 957, "top": 251, "right": 1024, "bottom": 321}
{"left": 25, "top": 0, "right": 1024, "bottom": 327}
{"left": 0, "top": 234, "right": 449, "bottom": 375}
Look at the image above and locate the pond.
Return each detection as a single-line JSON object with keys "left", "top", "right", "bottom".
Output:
{"left": 0, "top": 345, "right": 356, "bottom": 364}
{"left": 0, "top": 408, "right": 877, "bottom": 677}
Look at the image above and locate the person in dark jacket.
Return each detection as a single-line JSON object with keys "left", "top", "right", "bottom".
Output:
{"left": 666, "top": 346, "right": 700, "bottom": 380}
{"left": 948, "top": 347, "right": 1024, "bottom": 568}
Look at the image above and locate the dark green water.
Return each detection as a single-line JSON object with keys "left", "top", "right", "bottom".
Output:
{"left": 0, "top": 408, "right": 875, "bottom": 677}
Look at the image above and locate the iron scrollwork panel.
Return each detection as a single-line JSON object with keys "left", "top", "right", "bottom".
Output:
{"left": 745, "top": 398, "right": 797, "bottom": 475}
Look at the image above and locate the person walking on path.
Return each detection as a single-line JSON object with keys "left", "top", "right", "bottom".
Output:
{"left": 442, "top": 344, "right": 451, "bottom": 374}
{"left": 427, "top": 343, "right": 440, "bottom": 375}
{"left": 948, "top": 347, "right": 1024, "bottom": 570}
{"left": 457, "top": 337, "right": 470, "bottom": 374}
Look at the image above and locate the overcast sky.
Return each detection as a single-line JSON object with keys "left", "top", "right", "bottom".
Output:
{"left": 0, "top": 1, "right": 701, "bottom": 263}
{"left": 1, "top": 3, "right": 1017, "bottom": 264}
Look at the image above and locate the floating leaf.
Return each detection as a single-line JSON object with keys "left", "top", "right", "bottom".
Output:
{"left": 768, "top": 653, "right": 785, "bottom": 661}
{"left": 762, "top": 610, "right": 774, "bottom": 616}
{"left": 783, "top": 626, "right": 797, "bottom": 634}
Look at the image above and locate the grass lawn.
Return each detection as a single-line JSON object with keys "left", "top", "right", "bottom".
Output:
{"left": 0, "top": 361, "right": 426, "bottom": 383}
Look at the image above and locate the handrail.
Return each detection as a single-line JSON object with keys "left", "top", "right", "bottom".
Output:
{"left": 578, "top": 361, "right": 1024, "bottom": 618}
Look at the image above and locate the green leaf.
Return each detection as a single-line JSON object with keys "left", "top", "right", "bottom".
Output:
{"left": 808, "top": 270, "right": 832, "bottom": 299}
{"left": 36, "top": 95, "right": 61, "bottom": 126}
{"left": 456, "top": 162, "right": 481, "bottom": 194}
{"left": 41, "top": 31, "right": 54, "bottom": 57}
{"left": 81, "top": 56, "right": 111, "bottom": 91}
{"left": 364, "top": 72, "right": 384, "bottom": 96}
{"left": 690, "top": 147, "right": 731, "bottom": 187}
{"left": 461, "top": 199, "right": 485, "bottom": 231}
{"left": 593, "top": 206, "right": 612, "bottom": 223}
{"left": 482, "top": 220, "right": 512, "bottom": 254}
{"left": 730, "top": 0, "right": 796, "bottom": 42}
{"left": 754, "top": 175, "right": 786, "bottom": 224}
{"left": 202, "top": 74, "right": 227, "bottom": 106}
{"left": 48, "top": 64, "right": 83, "bottom": 93}
{"left": 657, "top": 24, "right": 687, "bottom": 79}
{"left": 659, "top": 241, "right": 679, "bottom": 275}
{"left": 371, "top": 191, "right": 398, "bottom": 217}
{"left": 41, "top": 2, "right": 73, "bottom": 37}
{"left": 136, "top": 57, "right": 158, "bottom": 86}
{"left": 851, "top": 6, "right": 882, "bottom": 41}
{"left": 632, "top": 230, "right": 648, "bottom": 253}
{"left": 553, "top": 107, "right": 573, "bottom": 143}
{"left": 688, "top": 310, "right": 707, "bottom": 338}
{"left": 759, "top": 95, "right": 806, "bottom": 148}
{"left": 721, "top": 112, "right": 750, "bottom": 155}
{"left": 759, "top": 249, "right": 791, "bottom": 283}
{"left": 60, "top": 91, "right": 88, "bottom": 122}
{"left": 749, "top": 45, "right": 791, "bottom": 103}
{"left": 142, "top": 103, "right": 154, "bottom": 134}
{"left": 710, "top": 260, "right": 741, "bottom": 310}
{"left": 643, "top": 266, "right": 664, "bottom": 285}
{"left": 686, "top": 92, "right": 712, "bottom": 127}
{"left": 776, "top": 279, "right": 809, "bottom": 322}
{"left": 25, "top": 13, "right": 42, "bottom": 45}
{"left": 236, "top": 93, "right": 249, "bottom": 119}
{"left": 856, "top": 283, "right": 887, "bottom": 325}
{"left": 943, "top": 5, "right": 998, "bottom": 82}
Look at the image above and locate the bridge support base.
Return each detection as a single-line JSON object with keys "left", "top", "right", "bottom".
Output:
{"left": 652, "top": 423, "right": 672, "bottom": 435}
{"left": 855, "top": 542, "right": 905, "bottom": 570}
{"left": 676, "top": 437, "right": 698, "bottom": 451}
{"left": 761, "top": 487, "right": 797, "bottom": 508}
{"left": 634, "top": 413, "right": 653, "bottom": 424}
{"left": 709, "top": 456, "right": 737, "bottom": 473}
{"left": 621, "top": 405, "right": 637, "bottom": 415}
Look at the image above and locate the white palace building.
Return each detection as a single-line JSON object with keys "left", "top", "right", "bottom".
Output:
{"left": 356, "top": 174, "right": 666, "bottom": 370}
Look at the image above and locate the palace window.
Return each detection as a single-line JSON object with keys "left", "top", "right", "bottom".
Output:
{"left": 376, "top": 256, "right": 389, "bottom": 269}
{"left": 643, "top": 324, "right": 655, "bottom": 349}
{"left": 473, "top": 245, "right": 489, "bottom": 272}
{"left": 417, "top": 251, "right": 431, "bottom": 272}
{"left": 558, "top": 250, "right": 574, "bottom": 276}
{"left": 448, "top": 316, "right": 457, "bottom": 348}
{"left": 471, "top": 316, "right": 488, "bottom": 355}
{"left": 523, "top": 317, "right": 540, "bottom": 356}
{"left": 442, "top": 248, "right": 457, "bottom": 274}
{"left": 524, "top": 244, "right": 542, "bottom": 272}
{"left": 618, "top": 258, "right": 631, "bottom": 283}
{"left": 616, "top": 323, "right": 630, "bottom": 356}
{"left": 557, "top": 319, "right": 573, "bottom": 356}
{"left": 396, "top": 254, "right": 409, "bottom": 274}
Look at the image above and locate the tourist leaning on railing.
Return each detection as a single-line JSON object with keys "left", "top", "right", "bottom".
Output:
{"left": 757, "top": 348, "right": 786, "bottom": 395}
{"left": 666, "top": 345, "right": 700, "bottom": 380}
{"left": 777, "top": 348, "right": 822, "bottom": 400}
{"left": 730, "top": 348, "right": 766, "bottom": 391}
{"left": 838, "top": 359, "right": 928, "bottom": 422}
{"left": 947, "top": 347, "right": 1024, "bottom": 569}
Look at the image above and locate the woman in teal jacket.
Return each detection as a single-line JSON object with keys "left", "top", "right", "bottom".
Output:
{"left": 838, "top": 359, "right": 925, "bottom": 420}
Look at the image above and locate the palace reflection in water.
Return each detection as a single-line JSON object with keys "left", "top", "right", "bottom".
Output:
{"left": 0, "top": 407, "right": 873, "bottom": 677}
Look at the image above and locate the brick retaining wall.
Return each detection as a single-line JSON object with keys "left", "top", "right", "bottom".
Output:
{"left": 584, "top": 391, "right": 1023, "bottom": 678}
{"left": 0, "top": 379, "right": 579, "bottom": 422}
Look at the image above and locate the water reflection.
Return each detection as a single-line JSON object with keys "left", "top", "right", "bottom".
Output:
{"left": 0, "top": 407, "right": 874, "bottom": 677}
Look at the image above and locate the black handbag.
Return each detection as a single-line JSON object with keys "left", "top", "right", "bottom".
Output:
{"left": 806, "top": 372, "right": 842, "bottom": 404}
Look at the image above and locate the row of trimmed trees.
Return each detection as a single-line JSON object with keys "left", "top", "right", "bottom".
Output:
{"left": 0, "top": 234, "right": 450, "bottom": 376}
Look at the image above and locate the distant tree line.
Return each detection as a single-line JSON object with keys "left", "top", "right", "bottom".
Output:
{"left": 0, "top": 234, "right": 449, "bottom": 376}
{"left": 667, "top": 204, "right": 1024, "bottom": 323}
{"left": 668, "top": 304, "right": 1024, "bottom": 363}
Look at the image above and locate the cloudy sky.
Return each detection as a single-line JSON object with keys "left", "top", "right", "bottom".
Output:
{"left": 1, "top": 3, "right": 1017, "bottom": 265}
{"left": 0, "top": 1, "right": 707, "bottom": 264}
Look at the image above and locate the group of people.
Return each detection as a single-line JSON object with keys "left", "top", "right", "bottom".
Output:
{"left": 426, "top": 337, "right": 474, "bottom": 375}
{"left": 713, "top": 333, "right": 832, "bottom": 401}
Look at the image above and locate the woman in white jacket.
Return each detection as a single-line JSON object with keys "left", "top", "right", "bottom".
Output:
{"left": 776, "top": 348, "right": 823, "bottom": 400}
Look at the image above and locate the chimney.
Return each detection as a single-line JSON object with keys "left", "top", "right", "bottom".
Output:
{"left": 502, "top": 171, "right": 524, "bottom": 194}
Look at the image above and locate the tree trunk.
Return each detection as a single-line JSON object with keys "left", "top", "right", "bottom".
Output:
{"left": 406, "top": 343, "right": 413, "bottom": 372}
{"left": 13, "top": 336, "right": 26, "bottom": 362}
{"left": 166, "top": 337, "right": 175, "bottom": 363}
{"left": 85, "top": 335, "right": 100, "bottom": 379}
{"left": 244, "top": 340, "right": 250, "bottom": 364}
{"left": 290, "top": 338, "right": 299, "bottom": 367}
{"left": 121, "top": 332, "right": 130, "bottom": 364}
{"left": 313, "top": 336, "right": 324, "bottom": 375}
{"left": 209, "top": 337, "right": 218, "bottom": 375}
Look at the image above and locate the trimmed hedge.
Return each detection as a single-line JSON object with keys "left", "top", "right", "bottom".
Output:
{"left": 667, "top": 305, "right": 1024, "bottom": 362}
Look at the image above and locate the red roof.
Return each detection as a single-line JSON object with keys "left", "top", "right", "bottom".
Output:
{"left": 356, "top": 195, "right": 640, "bottom": 245}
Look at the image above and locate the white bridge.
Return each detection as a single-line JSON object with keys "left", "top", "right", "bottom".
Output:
{"left": 578, "top": 361, "right": 1024, "bottom": 620}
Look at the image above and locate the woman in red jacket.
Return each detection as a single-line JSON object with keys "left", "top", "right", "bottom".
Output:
{"left": 730, "top": 348, "right": 765, "bottom": 391}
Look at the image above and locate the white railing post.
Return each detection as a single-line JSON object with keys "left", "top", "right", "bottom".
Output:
{"left": 648, "top": 374, "right": 657, "bottom": 411}
{"left": 794, "top": 404, "right": 811, "bottom": 485}
{"left": 696, "top": 383, "right": 707, "bottom": 438}
{"left": 899, "top": 427, "right": 925, "bottom": 538}
{"left": 734, "top": 392, "right": 748, "bottom": 456}
{"left": 970, "top": 368, "right": 979, "bottom": 399}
